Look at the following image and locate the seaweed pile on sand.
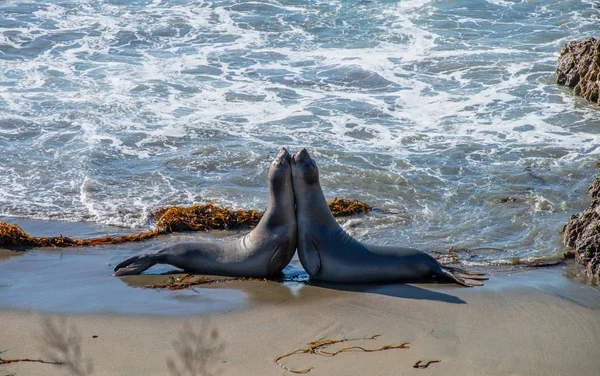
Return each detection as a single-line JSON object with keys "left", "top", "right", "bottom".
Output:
{"left": 0, "top": 199, "right": 372, "bottom": 250}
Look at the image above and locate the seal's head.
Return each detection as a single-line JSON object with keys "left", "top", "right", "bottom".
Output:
{"left": 268, "top": 147, "right": 292, "bottom": 189}
{"left": 291, "top": 148, "right": 319, "bottom": 186}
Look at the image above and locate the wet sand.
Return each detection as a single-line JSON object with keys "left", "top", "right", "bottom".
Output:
{"left": 1, "top": 219, "right": 600, "bottom": 375}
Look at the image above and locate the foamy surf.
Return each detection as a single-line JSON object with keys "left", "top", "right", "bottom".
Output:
{"left": 0, "top": 0, "right": 599, "bottom": 263}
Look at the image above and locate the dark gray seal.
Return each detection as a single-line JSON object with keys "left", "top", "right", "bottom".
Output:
{"left": 113, "top": 147, "right": 297, "bottom": 278}
{"left": 291, "top": 148, "right": 487, "bottom": 287}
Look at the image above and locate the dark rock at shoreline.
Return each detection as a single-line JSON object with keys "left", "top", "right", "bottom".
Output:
{"left": 563, "top": 168, "right": 600, "bottom": 280}
{"left": 556, "top": 37, "right": 600, "bottom": 104}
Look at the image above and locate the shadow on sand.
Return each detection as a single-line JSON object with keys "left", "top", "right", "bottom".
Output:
{"left": 306, "top": 280, "right": 467, "bottom": 304}
{"left": 119, "top": 271, "right": 466, "bottom": 305}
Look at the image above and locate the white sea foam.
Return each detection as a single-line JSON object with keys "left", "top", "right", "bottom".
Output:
{"left": 0, "top": 0, "right": 598, "bottom": 259}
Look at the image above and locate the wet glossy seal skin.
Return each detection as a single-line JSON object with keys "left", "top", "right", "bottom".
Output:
{"left": 113, "top": 147, "right": 297, "bottom": 278}
{"left": 291, "top": 148, "right": 487, "bottom": 287}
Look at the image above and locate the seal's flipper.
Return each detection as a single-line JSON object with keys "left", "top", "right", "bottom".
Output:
{"left": 299, "top": 240, "right": 321, "bottom": 277}
{"left": 463, "top": 278, "right": 484, "bottom": 286}
{"left": 454, "top": 272, "right": 488, "bottom": 281}
{"left": 113, "top": 254, "right": 158, "bottom": 276}
{"left": 268, "top": 240, "right": 296, "bottom": 277}
{"left": 441, "top": 266, "right": 486, "bottom": 287}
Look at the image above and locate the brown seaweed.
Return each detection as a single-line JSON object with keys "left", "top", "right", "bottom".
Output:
{"left": 0, "top": 198, "right": 372, "bottom": 250}
{"left": 432, "top": 247, "right": 476, "bottom": 264}
{"left": 432, "top": 247, "right": 563, "bottom": 268}
{"left": 144, "top": 274, "right": 265, "bottom": 290}
{"left": 275, "top": 334, "right": 409, "bottom": 374}
{"left": 327, "top": 197, "right": 372, "bottom": 217}
{"left": 152, "top": 203, "right": 263, "bottom": 232}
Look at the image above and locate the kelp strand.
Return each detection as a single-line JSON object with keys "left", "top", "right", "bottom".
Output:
{"left": 275, "top": 334, "right": 409, "bottom": 374}
{"left": 143, "top": 274, "right": 265, "bottom": 290}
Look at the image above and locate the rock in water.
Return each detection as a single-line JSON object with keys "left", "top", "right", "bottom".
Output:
{"left": 564, "top": 167, "right": 600, "bottom": 280}
{"left": 556, "top": 37, "right": 600, "bottom": 104}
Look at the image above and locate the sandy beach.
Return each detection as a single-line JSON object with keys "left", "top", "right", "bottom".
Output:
{"left": 1, "top": 263, "right": 599, "bottom": 376}
{"left": 3, "top": 0, "right": 600, "bottom": 375}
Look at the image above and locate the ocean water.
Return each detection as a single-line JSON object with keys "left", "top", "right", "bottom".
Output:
{"left": 1, "top": 0, "right": 600, "bottom": 266}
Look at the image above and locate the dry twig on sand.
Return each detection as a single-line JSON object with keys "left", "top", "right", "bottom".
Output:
{"left": 414, "top": 360, "right": 441, "bottom": 369}
{"left": 0, "top": 351, "right": 63, "bottom": 366}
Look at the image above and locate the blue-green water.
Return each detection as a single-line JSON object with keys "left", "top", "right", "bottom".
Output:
{"left": 1, "top": 0, "right": 600, "bottom": 266}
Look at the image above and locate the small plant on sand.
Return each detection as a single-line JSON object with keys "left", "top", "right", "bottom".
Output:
{"left": 40, "top": 317, "right": 93, "bottom": 376}
{"left": 167, "top": 320, "right": 224, "bottom": 376}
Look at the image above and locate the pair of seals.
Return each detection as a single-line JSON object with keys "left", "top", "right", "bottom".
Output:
{"left": 114, "top": 148, "right": 486, "bottom": 287}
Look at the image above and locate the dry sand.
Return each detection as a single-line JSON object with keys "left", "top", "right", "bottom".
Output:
{"left": 1, "top": 265, "right": 599, "bottom": 376}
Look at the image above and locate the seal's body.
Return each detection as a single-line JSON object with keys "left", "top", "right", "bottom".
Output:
{"left": 113, "top": 148, "right": 296, "bottom": 278}
{"left": 291, "top": 148, "right": 486, "bottom": 286}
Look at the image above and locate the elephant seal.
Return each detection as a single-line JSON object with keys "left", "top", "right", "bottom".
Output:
{"left": 113, "top": 147, "right": 297, "bottom": 278}
{"left": 291, "top": 148, "right": 487, "bottom": 287}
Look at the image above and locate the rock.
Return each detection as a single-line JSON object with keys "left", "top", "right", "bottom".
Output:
{"left": 556, "top": 37, "right": 600, "bottom": 104}
{"left": 497, "top": 196, "right": 517, "bottom": 204}
{"left": 563, "top": 171, "right": 600, "bottom": 280}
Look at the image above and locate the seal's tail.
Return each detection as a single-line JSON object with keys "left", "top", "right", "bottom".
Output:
{"left": 441, "top": 266, "right": 488, "bottom": 287}
{"left": 113, "top": 254, "right": 160, "bottom": 276}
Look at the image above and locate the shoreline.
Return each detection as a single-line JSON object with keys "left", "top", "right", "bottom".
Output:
{"left": 1, "top": 265, "right": 599, "bottom": 376}
{"left": 1, "top": 217, "right": 599, "bottom": 375}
